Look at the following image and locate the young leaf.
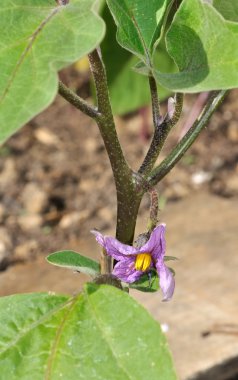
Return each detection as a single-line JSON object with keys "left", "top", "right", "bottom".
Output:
{"left": 106, "top": 0, "right": 173, "bottom": 64}
{"left": 213, "top": 0, "right": 238, "bottom": 22}
{"left": 46, "top": 250, "right": 100, "bottom": 276}
{"left": 89, "top": 3, "right": 172, "bottom": 115}
{"left": 100, "top": 3, "right": 154, "bottom": 114}
{"left": 0, "top": 285, "right": 177, "bottom": 379}
{"left": 0, "top": 0, "right": 105, "bottom": 145}
{"left": 154, "top": 0, "right": 238, "bottom": 92}
{"left": 129, "top": 270, "right": 159, "bottom": 292}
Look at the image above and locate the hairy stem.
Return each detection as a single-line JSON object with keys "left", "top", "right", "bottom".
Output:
{"left": 147, "top": 188, "right": 159, "bottom": 232}
{"left": 139, "top": 93, "right": 183, "bottom": 176}
{"left": 147, "top": 90, "right": 227, "bottom": 187}
{"left": 149, "top": 75, "right": 161, "bottom": 127}
{"left": 58, "top": 81, "right": 99, "bottom": 119}
{"left": 88, "top": 49, "right": 141, "bottom": 245}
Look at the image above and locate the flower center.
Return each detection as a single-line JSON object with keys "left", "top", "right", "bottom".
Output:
{"left": 135, "top": 253, "right": 152, "bottom": 272}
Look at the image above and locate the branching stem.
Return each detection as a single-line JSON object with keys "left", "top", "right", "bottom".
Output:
{"left": 58, "top": 49, "right": 226, "bottom": 280}
{"left": 147, "top": 90, "right": 227, "bottom": 187}
{"left": 149, "top": 75, "right": 161, "bottom": 127}
{"left": 58, "top": 81, "right": 99, "bottom": 119}
{"left": 139, "top": 92, "right": 183, "bottom": 176}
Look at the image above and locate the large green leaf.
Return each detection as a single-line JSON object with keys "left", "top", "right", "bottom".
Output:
{"left": 46, "top": 250, "right": 100, "bottom": 276}
{"left": 0, "top": 285, "right": 177, "bottom": 379}
{"left": 0, "top": 0, "right": 105, "bottom": 145}
{"left": 101, "top": 4, "right": 172, "bottom": 114}
{"left": 106, "top": 0, "right": 172, "bottom": 64}
{"left": 213, "top": 0, "right": 238, "bottom": 22}
{"left": 154, "top": 0, "right": 238, "bottom": 92}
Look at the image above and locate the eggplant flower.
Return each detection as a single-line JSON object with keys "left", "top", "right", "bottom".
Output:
{"left": 91, "top": 224, "right": 175, "bottom": 301}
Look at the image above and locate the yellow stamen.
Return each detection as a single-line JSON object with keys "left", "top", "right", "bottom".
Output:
{"left": 135, "top": 253, "right": 152, "bottom": 272}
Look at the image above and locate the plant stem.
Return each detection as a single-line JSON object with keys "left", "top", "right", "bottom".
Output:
{"left": 147, "top": 90, "right": 227, "bottom": 187}
{"left": 58, "top": 81, "right": 99, "bottom": 119}
{"left": 88, "top": 49, "right": 141, "bottom": 245}
{"left": 149, "top": 75, "right": 161, "bottom": 127}
{"left": 147, "top": 188, "right": 159, "bottom": 232}
{"left": 139, "top": 93, "right": 183, "bottom": 176}
{"left": 100, "top": 248, "right": 113, "bottom": 274}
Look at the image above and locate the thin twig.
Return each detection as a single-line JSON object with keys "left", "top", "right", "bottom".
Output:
{"left": 58, "top": 80, "right": 99, "bottom": 119}
{"left": 139, "top": 93, "right": 183, "bottom": 176}
{"left": 167, "top": 93, "right": 184, "bottom": 127}
{"left": 149, "top": 75, "right": 161, "bottom": 127}
{"left": 147, "top": 90, "right": 227, "bottom": 187}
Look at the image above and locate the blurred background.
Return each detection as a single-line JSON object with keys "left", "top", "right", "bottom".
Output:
{"left": 0, "top": 4, "right": 238, "bottom": 380}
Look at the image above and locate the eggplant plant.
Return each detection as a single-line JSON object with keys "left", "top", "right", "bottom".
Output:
{"left": 0, "top": 0, "right": 237, "bottom": 378}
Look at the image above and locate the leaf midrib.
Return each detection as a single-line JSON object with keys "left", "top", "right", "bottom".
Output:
{"left": 0, "top": 6, "right": 60, "bottom": 103}
{"left": 0, "top": 296, "right": 73, "bottom": 356}
{"left": 85, "top": 289, "right": 135, "bottom": 380}
{"left": 44, "top": 296, "right": 79, "bottom": 380}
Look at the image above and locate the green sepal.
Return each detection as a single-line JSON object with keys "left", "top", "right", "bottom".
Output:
{"left": 129, "top": 269, "right": 159, "bottom": 292}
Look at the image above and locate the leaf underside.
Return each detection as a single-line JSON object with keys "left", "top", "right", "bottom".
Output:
{"left": 101, "top": 3, "right": 172, "bottom": 114}
{"left": 155, "top": 0, "right": 238, "bottom": 92}
{"left": 106, "top": 0, "right": 172, "bottom": 63}
{"left": 213, "top": 0, "right": 238, "bottom": 22}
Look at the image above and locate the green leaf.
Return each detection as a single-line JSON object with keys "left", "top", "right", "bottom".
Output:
{"left": 213, "top": 0, "right": 238, "bottom": 22}
{"left": 46, "top": 250, "right": 100, "bottom": 276}
{"left": 101, "top": 4, "right": 172, "bottom": 114}
{"left": 106, "top": 0, "right": 172, "bottom": 64}
{"left": 0, "top": 0, "right": 105, "bottom": 145}
{"left": 129, "top": 270, "right": 159, "bottom": 292}
{"left": 154, "top": 0, "right": 238, "bottom": 92}
{"left": 0, "top": 285, "right": 177, "bottom": 379}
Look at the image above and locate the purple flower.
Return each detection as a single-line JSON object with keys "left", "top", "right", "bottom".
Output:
{"left": 91, "top": 224, "right": 175, "bottom": 301}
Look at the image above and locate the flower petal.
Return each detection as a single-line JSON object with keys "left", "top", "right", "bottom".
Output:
{"left": 104, "top": 236, "right": 140, "bottom": 261}
{"left": 140, "top": 224, "right": 166, "bottom": 259}
{"left": 113, "top": 258, "right": 142, "bottom": 283}
{"left": 91, "top": 230, "right": 141, "bottom": 261}
{"left": 91, "top": 229, "right": 106, "bottom": 248}
{"left": 156, "top": 263, "right": 175, "bottom": 301}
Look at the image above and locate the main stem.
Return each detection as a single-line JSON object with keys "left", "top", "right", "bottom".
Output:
{"left": 88, "top": 49, "right": 142, "bottom": 247}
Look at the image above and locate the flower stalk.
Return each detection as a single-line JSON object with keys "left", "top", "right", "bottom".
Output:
{"left": 147, "top": 188, "right": 159, "bottom": 233}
